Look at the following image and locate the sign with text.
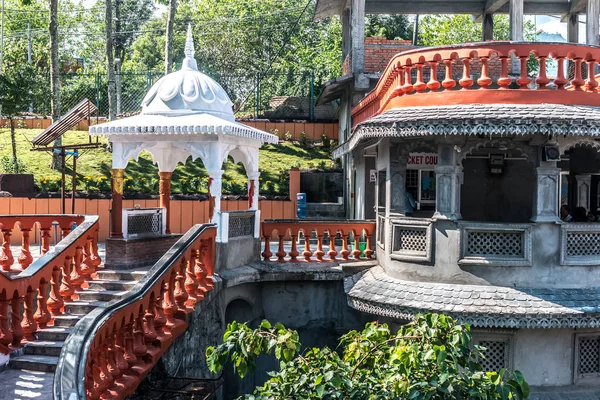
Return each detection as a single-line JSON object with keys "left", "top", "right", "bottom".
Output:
{"left": 369, "top": 169, "right": 377, "bottom": 182}
{"left": 407, "top": 153, "right": 438, "bottom": 167}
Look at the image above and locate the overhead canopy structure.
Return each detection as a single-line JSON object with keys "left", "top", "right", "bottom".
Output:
{"left": 90, "top": 25, "right": 278, "bottom": 239}
{"left": 32, "top": 98, "right": 98, "bottom": 147}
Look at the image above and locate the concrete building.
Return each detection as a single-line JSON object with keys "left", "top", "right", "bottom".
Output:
{"left": 319, "top": 0, "right": 600, "bottom": 391}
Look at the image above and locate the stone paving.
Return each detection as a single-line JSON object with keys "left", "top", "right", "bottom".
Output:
{"left": 0, "top": 369, "right": 53, "bottom": 400}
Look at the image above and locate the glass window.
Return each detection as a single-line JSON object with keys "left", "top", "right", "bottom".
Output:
{"left": 420, "top": 170, "right": 436, "bottom": 203}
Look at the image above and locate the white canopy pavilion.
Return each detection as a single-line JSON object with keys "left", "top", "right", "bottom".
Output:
{"left": 90, "top": 25, "right": 278, "bottom": 239}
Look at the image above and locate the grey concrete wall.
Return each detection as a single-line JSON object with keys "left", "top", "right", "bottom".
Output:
{"left": 215, "top": 237, "right": 260, "bottom": 272}
{"left": 301, "top": 172, "right": 343, "bottom": 203}
{"left": 461, "top": 158, "right": 534, "bottom": 223}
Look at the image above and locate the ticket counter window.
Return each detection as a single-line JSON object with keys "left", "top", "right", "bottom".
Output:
{"left": 420, "top": 170, "right": 436, "bottom": 204}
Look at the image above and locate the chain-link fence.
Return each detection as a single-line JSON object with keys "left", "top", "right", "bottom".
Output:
{"left": 29, "top": 71, "right": 323, "bottom": 121}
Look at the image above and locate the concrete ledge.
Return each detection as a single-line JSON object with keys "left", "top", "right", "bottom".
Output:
{"left": 104, "top": 235, "right": 182, "bottom": 270}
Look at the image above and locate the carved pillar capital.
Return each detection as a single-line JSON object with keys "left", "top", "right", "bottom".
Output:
{"left": 531, "top": 167, "right": 561, "bottom": 223}
{"left": 111, "top": 168, "right": 125, "bottom": 195}
{"left": 110, "top": 168, "right": 125, "bottom": 238}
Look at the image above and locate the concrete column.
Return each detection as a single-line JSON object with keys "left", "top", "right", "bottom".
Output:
{"left": 351, "top": 0, "right": 368, "bottom": 88}
{"left": 208, "top": 170, "right": 224, "bottom": 223}
{"left": 509, "top": 0, "right": 524, "bottom": 41}
{"left": 247, "top": 171, "right": 259, "bottom": 211}
{"left": 433, "top": 144, "right": 462, "bottom": 220}
{"left": 531, "top": 166, "right": 561, "bottom": 222}
{"left": 158, "top": 171, "right": 172, "bottom": 234}
{"left": 342, "top": 9, "right": 351, "bottom": 61}
{"left": 567, "top": 14, "right": 579, "bottom": 43}
{"left": 577, "top": 174, "right": 592, "bottom": 211}
{"left": 389, "top": 147, "right": 407, "bottom": 215}
{"left": 588, "top": 0, "right": 600, "bottom": 45}
{"left": 110, "top": 168, "right": 124, "bottom": 238}
{"left": 483, "top": 13, "right": 494, "bottom": 41}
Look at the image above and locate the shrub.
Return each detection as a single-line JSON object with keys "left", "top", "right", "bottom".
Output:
{"left": 0, "top": 155, "right": 27, "bottom": 174}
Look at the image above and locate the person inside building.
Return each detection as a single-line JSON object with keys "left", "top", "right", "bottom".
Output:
{"left": 573, "top": 206, "right": 588, "bottom": 222}
{"left": 588, "top": 211, "right": 598, "bottom": 222}
{"left": 405, "top": 191, "right": 417, "bottom": 217}
{"left": 560, "top": 205, "right": 573, "bottom": 222}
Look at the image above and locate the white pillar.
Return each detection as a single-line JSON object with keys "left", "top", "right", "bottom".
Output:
{"left": 247, "top": 171, "right": 259, "bottom": 211}
{"left": 434, "top": 144, "right": 462, "bottom": 220}
{"left": 208, "top": 169, "right": 224, "bottom": 223}
{"left": 588, "top": 0, "right": 600, "bottom": 45}
{"left": 531, "top": 166, "right": 561, "bottom": 222}
{"left": 577, "top": 174, "right": 592, "bottom": 211}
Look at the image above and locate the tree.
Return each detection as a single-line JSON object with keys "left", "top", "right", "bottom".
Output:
{"left": 106, "top": 0, "right": 116, "bottom": 120}
{"left": 365, "top": 14, "right": 413, "bottom": 40}
{"left": 163, "top": 0, "right": 177, "bottom": 74}
{"left": 418, "top": 15, "right": 536, "bottom": 46}
{"left": 49, "top": 0, "right": 61, "bottom": 168}
{"left": 207, "top": 313, "right": 530, "bottom": 399}
{"left": 0, "top": 65, "right": 43, "bottom": 173}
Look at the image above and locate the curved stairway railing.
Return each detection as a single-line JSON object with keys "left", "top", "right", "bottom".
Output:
{"left": 0, "top": 214, "right": 101, "bottom": 352}
{"left": 54, "top": 223, "right": 216, "bottom": 400}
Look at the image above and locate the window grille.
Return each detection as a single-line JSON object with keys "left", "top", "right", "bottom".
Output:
{"left": 466, "top": 231, "right": 523, "bottom": 257}
{"left": 122, "top": 208, "right": 165, "bottom": 238}
{"left": 579, "top": 337, "right": 600, "bottom": 375}
{"left": 479, "top": 340, "right": 508, "bottom": 372}
{"left": 228, "top": 212, "right": 255, "bottom": 238}
{"left": 566, "top": 232, "right": 600, "bottom": 257}
{"left": 393, "top": 227, "right": 427, "bottom": 254}
{"left": 406, "top": 169, "right": 418, "bottom": 189}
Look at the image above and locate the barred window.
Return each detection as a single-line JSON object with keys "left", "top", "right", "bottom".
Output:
{"left": 576, "top": 334, "right": 600, "bottom": 381}
{"left": 472, "top": 332, "right": 513, "bottom": 373}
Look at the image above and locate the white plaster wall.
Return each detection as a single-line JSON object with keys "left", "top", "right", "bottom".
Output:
{"left": 513, "top": 328, "right": 573, "bottom": 387}
{"left": 354, "top": 152, "right": 366, "bottom": 220}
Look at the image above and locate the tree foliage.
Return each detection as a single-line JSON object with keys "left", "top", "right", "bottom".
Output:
{"left": 365, "top": 14, "right": 413, "bottom": 40}
{"left": 207, "top": 313, "right": 530, "bottom": 400}
{"left": 418, "top": 15, "right": 536, "bottom": 46}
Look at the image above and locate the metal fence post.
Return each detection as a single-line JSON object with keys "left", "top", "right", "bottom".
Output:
{"left": 309, "top": 71, "right": 315, "bottom": 121}
{"left": 95, "top": 71, "right": 100, "bottom": 112}
{"left": 147, "top": 71, "right": 153, "bottom": 90}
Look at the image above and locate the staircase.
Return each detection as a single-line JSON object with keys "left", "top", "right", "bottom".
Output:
{"left": 8, "top": 268, "right": 149, "bottom": 373}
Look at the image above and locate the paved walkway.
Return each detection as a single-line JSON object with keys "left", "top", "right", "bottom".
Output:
{"left": 0, "top": 369, "right": 53, "bottom": 400}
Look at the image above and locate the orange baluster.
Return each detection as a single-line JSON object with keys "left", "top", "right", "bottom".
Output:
{"left": 162, "top": 272, "right": 178, "bottom": 334}
{"left": 17, "top": 228, "right": 33, "bottom": 269}
{"left": 571, "top": 58, "right": 585, "bottom": 90}
{"left": 364, "top": 234, "right": 375, "bottom": 259}
{"left": 302, "top": 230, "right": 312, "bottom": 261}
{"left": 47, "top": 266, "right": 64, "bottom": 315}
{"left": 123, "top": 326, "right": 138, "bottom": 369}
{"left": 497, "top": 56, "right": 511, "bottom": 89}
{"left": 153, "top": 293, "right": 167, "bottom": 338}
{"left": 40, "top": 228, "right": 51, "bottom": 254}
{"left": 132, "top": 312, "right": 147, "bottom": 360}
{"left": 340, "top": 231, "right": 350, "bottom": 260}
{"left": 91, "top": 350, "right": 107, "bottom": 396}
{"left": 194, "top": 249, "right": 208, "bottom": 300}
{"left": 90, "top": 233, "right": 102, "bottom": 268}
{"left": 184, "top": 253, "right": 199, "bottom": 306}
{"left": 81, "top": 238, "right": 95, "bottom": 278}
{"left": 516, "top": 55, "right": 531, "bottom": 89}
{"left": 315, "top": 233, "right": 325, "bottom": 261}
{"left": 442, "top": 59, "right": 456, "bottom": 90}
{"left": 174, "top": 259, "right": 189, "bottom": 312}
{"left": 402, "top": 65, "right": 413, "bottom": 94}
{"left": 276, "top": 235, "right": 286, "bottom": 262}
{"left": 327, "top": 231, "right": 338, "bottom": 261}
{"left": 98, "top": 346, "right": 114, "bottom": 397}
{"left": 289, "top": 234, "right": 299, "bottom": 262}
{"left": 554, "top": 57, "right": 567, "bottom": 89}
{"left": 352, "top": 233, "right": 362, "bottom": 260}
{"left": 414, "top": 63, "right": 426, "bottom": 93}
{"left": 22, "top": 287, "right": 38, "bottom": 341}
{"left": 71, "top": 246, "right": 84, "bottom": 290}
{"left": 86, "top": 361, "right": 100, "bottom": 400}
{"left": 0, "top": 229, "right": 14, "bottom": 272}
{"left": 34, "top": 280, "right": 51, "bottom": 328}
{"left": 585, "top": 60, "right": 598, "bottom": 92}
{"left": 10, "top": 295, "right": 25, "bottom": 347}
{"left": 262, "top": 235, "right": 273, "bottom": 261}
{"left": 59, "top": 255, "right": 75, "bottom": 301}
{"left": 143, "top": 307, "right": 158, "bottom": 342}
{"left": 427, "top": 61, "right": 441, "bottom": 91}
{"left": 536, "top": 56, "right": 550, "bottom": 89}
{"left": 0, "top": 295, "right": 12, "bottom": 349}
{"left": 202, "top": 239, "right": 215, "bottom": 290}
{"left": 459, "top": 58, "right": 473, "bottom": 89}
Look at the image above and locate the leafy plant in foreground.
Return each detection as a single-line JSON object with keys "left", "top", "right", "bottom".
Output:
{"left": 206, "top": 313, "right": 530, "bottom": 399}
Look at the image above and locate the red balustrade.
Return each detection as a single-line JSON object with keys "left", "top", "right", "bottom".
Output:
{"left": 78, "top": 226, "right": 216, "bottom": 400}
{"left": 261, "top": 220, "right": 376, "bottom": 262}
{"left": 351, "top": 42, "right": 600, "bottom": 129}
{"left": 0, "top": 215, "right": 101, "bottom": 353}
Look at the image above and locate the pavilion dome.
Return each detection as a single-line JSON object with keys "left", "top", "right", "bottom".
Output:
{"left": 140, "top": 25, "right": 234, "bottom": 121}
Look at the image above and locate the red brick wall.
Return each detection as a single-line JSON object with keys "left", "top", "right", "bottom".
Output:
{"left": 365, "top": 37, "right": 415, "bottom": 73}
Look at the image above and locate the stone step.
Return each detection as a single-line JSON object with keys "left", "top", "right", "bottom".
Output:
{"left": 88, "top": 280, "right": 138, "bottom": 291}
{"left": 63, "top": 301, "right": 103, "bottom": 315}
{"left": 36, "top": 327, "right": 72, "bottom": 342}
{"left": 53, "top": 314, "right": 83, "bottom": 328}
{"left": 96, "top": 269, "right": 149, "bottom": 282}
{"left": 24, "top": 341, "right": 64, "bottom": 357}
{"left": 9, "top": 355, "right": 58, "bottom": 373}
{"left": 77, "top": 290, "right": 128, "bottom": 302}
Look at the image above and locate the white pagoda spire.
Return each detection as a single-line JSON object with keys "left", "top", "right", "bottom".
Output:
{"left": 182, "top": 23, "right": 198, "bottom": 71}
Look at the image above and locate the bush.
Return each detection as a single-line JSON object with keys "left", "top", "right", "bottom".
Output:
{"left": 207, "top": 313, "right": 530, "bottom": 400}
{"left": 0, "top": 155, "right": 27, "bottom": 174}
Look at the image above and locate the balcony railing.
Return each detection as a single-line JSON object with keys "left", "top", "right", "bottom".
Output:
{"left": 261, "top": 220, "right": 375, "bottom": 262}
{"left": 351, "top": 42, "right": 600, "bottom": 129}
{"left": 0, "top": 214, "right": 101, "bottom": 352}
{"left": 561, "top": 223, "right": 600, "bottom": 265}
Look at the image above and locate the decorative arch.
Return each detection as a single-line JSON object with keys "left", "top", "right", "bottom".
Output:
{"left": 557, "top": 137, "right": 600, "bottom": 155}
{"left": 458, "top": 139, "right": 533, "bottom": 164}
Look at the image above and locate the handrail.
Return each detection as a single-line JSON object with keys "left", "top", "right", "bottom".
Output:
{"left": 54, "top": 223, "right": 217, "bottom": 400}
{"left": 261, "top": 219, "right": 376, "bottom": 262}
{"left": 0, "top": 215, "right": 100, "bottom": 352}
{"left": 351, "top": 41, "right": 600, "bottom": 129}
